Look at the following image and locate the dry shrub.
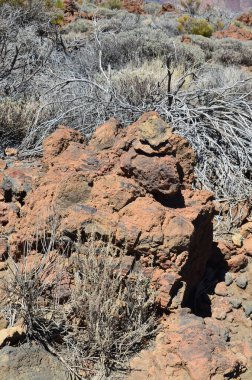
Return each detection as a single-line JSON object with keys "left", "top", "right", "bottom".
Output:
{"left": 2, "top": 233, "right": 157, "bottom": 379}
{"left": 102, "top": 0, "right": 122, "bottom": 10}
{"left": 101, "top": 59, "right": 192, "bottom": 106}
{"left": 0, "top": 99, "right": 38, "bottom": 148}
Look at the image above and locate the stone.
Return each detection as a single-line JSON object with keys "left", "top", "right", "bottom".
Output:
{"left": 0, "top": 325, "right": 26, "bottom": 348}
{"left": 229, "top": 298, "right": 242, "bottom": 309}
{"left": 214, "top": 24, "right": 252, "bottom": 41}
{"left": 236, "top": 273, "right": 248, "bottom": 289}
{"left": 243, "top": 236, "right": 252, "bottom": 257}
{"left": 240, "top": 222, "right": 252, "bottom": 239}
{"left": 43, "top": 125, "right": 85, "bottom": 163}
{"left": 120, "top": 150, "right": 180, "bottom": 196}
{"left": 211, "top": 297, "right": 231, "bottom": 320}
{"left": 216, "top": 240, "right": 235, "bottom": 260}
{"left": 4, "top": 148, "right": 18, "bottom": 157}
{"left": 89, "top": 118, "right": 121, "bottom": 150}
{"left": 224, "top": 272, "right": 233, "bottom": 286}
{"left": 227, "top": 253, "right": 248, "bottom": 272}
{"left": 122, "top": 0, "right": 144, "bottom": 14}
{"left": 0, "top": 314, "right": 8, "bottom": 330}
{"left": 214, "top": 282, "right": 228, "bottom": 296}
{"left": 0, "top": 239, "right": 8, "bottom": 261}
{"left": 128, "top": 310, "right": 243, "bottom": 380}
{"left": 232, "top": 233, "right": 243, "bottom": 247}
{"left": 243, "top": 302, "right": 252, "bottom": 318}
{"left": 0, "top": 112, "right": 248, "bottom": 380}
{"left": 159, "top": 3, "right": 176, "bottom": 14}
{"left": 0, "top": 159, "right": 6, "bottom": 171}
{"left": 0, "top": 343, "right": 69, "bottom": 380}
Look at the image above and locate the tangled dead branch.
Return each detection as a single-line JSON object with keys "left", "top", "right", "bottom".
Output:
{"left": 20, "top": 58, "right": 252, "bottom": 207}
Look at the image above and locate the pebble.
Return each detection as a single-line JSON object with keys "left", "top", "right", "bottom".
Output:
{"left": 236, "top": 274, "right": 248, "bottom": 289}
{"left": 243, "top": 303, "right": 252, "bottom": 318}
{"left": 232, "top": 233, "right": 243, "bottom": 247}
{"left": 215, "top": 282, "right": 228, "bottom": 296}
{"left": 225, "top": 272, "right": 233, "bottom": 286}
{"left": 229, "top": 298, "right": 242, "bottom": 309}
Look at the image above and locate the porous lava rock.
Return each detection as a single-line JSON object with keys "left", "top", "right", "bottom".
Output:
{"left": 1, "top": 112, "right": 214, "bottom": 309}
{"left": 0, "top": 112, "right": 250, "bottom": 379}
{"left": 128, "top": 309, "right": 245, "bottom": 380}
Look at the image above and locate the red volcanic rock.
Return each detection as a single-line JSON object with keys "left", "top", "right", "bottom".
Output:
{"left": 128, "top": 309, "right": 243, "bottom": 380}
{"left": 243, "top": 236, "right": 252, "bottom": 257}
{"left": 0, "top": 112, "right": 250, "bottom": 379}
{"left": 120, "top": 151, "right": 180, "bottom": 196}
{"left": 240, "top": 221, "right": 252, "bottom": 239}
{"left": 214, "top": 24, "right": 252, "bottom": 41}
{"left": 43, "top": 125, "right": 85, "bottom": 164}
{"left": 122, "top": 0, "right": 144, "bottom": 14}
{"left": 4, "top": 112, "right": 214, "bottom": 310}
{"left": 227, "top": 252, "right": 248, "bottom": 272}
{"left": 159, "top": 3, "right": 176, "bottom": 14}
{"left": 64, "top": 0, "right": 79, "bottom": 15}
{"left": 237, "top": 11, "right": 252, "bottom": 26}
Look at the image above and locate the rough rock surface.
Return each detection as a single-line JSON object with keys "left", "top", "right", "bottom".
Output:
{"left": 128, "top": 309, "right": 246, "bottom": 380}
{"left": 2, "top": 112, "right": 214, "bottom": 309}
{"left": 214, "top": 24, "right": 252, "bottom": 40}
{"left": 0, "top": 112, "right": 252, "bottom": 379}
{"left": 0, "top": 343, "right": 69, "bottom": 380}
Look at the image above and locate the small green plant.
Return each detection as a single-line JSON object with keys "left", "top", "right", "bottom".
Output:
{"left": 234, "top": 20, "right": 243, "bottom": 28}
{"left": 50, "top": 11, "right": 64, "bottom": 25}
{"left": 54, "top": 0, "right": 64, "bottom": 10}
{"left": 103, "top": 0, "right": 122, "bottom": 10}
{"left": 178, "top": 15, "right": 214, "bottom": 37}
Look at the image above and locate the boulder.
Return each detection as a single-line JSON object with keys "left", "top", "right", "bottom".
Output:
{"left": 6, "top": 112, "right": 214, "bottom": 309}
{"left": 0, "top": 343, "right": 68, "bottom": 380}
{"left": 128, "top": 309, "right": 243, "bottom": 380}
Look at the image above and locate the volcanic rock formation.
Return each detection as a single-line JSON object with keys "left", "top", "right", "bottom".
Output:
{"left": 0, "top": 113, "right": 251, "bottom": 379}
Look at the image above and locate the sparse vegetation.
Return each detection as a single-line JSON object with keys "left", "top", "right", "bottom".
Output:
{"left": 103, "top": 0, "right": 122, "bottom": 10}
{"left": 0, "top": 2, "right": 252, "bottom": 378}
{"left": 177, "top": 14, "right": 214, "bottom": 37}
{"left": 2, "top": 233, "right": 157, "bottom": 378}
{"left": 0, "top": 0, "right": 251, "bottom": 212}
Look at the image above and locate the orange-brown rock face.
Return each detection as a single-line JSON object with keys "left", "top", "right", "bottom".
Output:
{"left": 1, "top": 112, "right": 251, "bottom": 379}
{"left": 122, "top": 0, "right": 145, "bottom": 14}
{"left": 0, "top": 112, "right": 214, "bottom": 310}
{"left": 128, "top": 308, "right": 246, "bottom": 380}
{"left": 214, "top": 24, "right": 252, "bottom": 41}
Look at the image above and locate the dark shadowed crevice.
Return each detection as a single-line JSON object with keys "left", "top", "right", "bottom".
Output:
{"left": 4, "top": 188, "right": 13, "bottom": 203}
{"left": 153, "top": 191, "right": 185, "bottom": 208}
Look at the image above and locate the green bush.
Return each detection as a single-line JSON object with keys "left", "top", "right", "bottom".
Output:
{"left": 63, "top": 18, "right": 90, "bottom": 33}
{"left": 178, "top": 15, "right": 214, "bottom": 37}
{"left": 103, "top": 0, "right": 122, "bottom": 10}
{"left": 0, "top": 0, "right": 55, "bottom": 8}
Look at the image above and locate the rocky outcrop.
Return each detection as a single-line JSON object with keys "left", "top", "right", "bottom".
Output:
{"left": 214, "top": 24, "right": 252, "bottom": 41}
{"left": 0, "top": 112, "right": 214, "bottom": 309}
{"left": 159, "top": 3, "right": 176, "bottom": 14}
{"left": 0, "top": 112, "right": 251, "bottom": 379}
{"left": 122, "top": 0, "right": 144, "bottom": 14}
{"left": 128, "top": 309, "right": 246, "bottom": 380}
